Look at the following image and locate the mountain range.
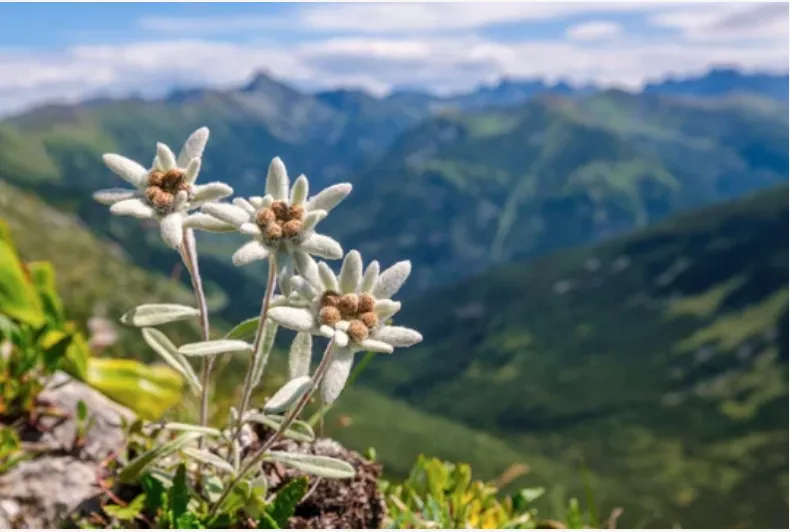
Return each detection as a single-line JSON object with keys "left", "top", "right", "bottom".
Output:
{"left": 0, "top": 66, "right": 787, "bottom": 527}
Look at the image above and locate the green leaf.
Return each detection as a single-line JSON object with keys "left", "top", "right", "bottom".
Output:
{"left": 158, "top": 422, "right": 221, "bottom": 438}
{"left": 263, "top": 376, "right": 312, "bottom": 415}
{"left": 26, "top": 261, "right": 65, "bottom": 324}
{"left": 256, "top": 511, "right": 280, "bottom": 529}
{"left": 119, "top": 432, "right": 200, "bottom": 483}
{"left": 225, "top": 317, "right": 260, "bottom": 340}
{"left": 0, "top": 238, "right": 45, "bottom": 327}
{"left": 178, "top": 339, "right": 252, "bottom": 357}
{"left": 204, "top": 475, "right": 224, "bottom": 504}
{"left": 76, "top": 399, "right": 88, "bottom": 422}
{"left": 264, "top": 451, "right": 355, "bottom": 479}
{"left": 140, "top": 473, "right": 166, "bottom": 516}
{"left": 142, "top": 327, "right": 201, "bottom": 393}
{"left": 85, "top": 357, "right": 183, "bottom": 420}
{"left": 176, "top": 511, "right": 204, "bottom": 529}
{"left": 267, "top": 476, "right": 308, "bottom": 528}
{"left": 181, "top": 448, "right": 236, "bottom": 474}
{"left": 245, "top": 413, "right": 315, "bottom": 443}
{"left": 121, "top": 304, "right": 200, "bottom": 327}
{"left": 103, "top": 493, "right": 146, "bottom": 522}
{"left": 169, "top": 463, "right": 190, "bottom": 525}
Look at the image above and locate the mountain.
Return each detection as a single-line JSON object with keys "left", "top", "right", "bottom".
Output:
{"left": 324, "top": 89, "right": 788, "bottom": 295}
{"left": 644, "top": 68, "right": 789, "bottom": 102}
{"left": 356, "top": 185, "right": 789, "bottom": 528}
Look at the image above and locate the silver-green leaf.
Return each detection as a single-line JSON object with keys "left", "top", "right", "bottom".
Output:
{"left": 119, "top": 432, "right": 201, "bottom": 483}
{"left": 263, "top": 376, "right": 313, "bottom": 414}
{"left": 245, "top": 413, "right": 315, "bottom": 443}
{"left": 141, "top": 328, "right": 202, "bottom": 393}
{"left": 121, "top": 304, "right": 200, "bottom": 327}
{"left": 264, "top": 451, "right": 355, "bottom": 479}
{"left": 182, "top": 448, "right": 237, "bottom": 474}
{"left": 178, "top": 339, "right": 252, "bottom": 357}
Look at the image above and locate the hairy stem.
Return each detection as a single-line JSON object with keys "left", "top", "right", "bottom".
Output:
{"left": 229, "top": 256, "right": 277, "bottom": 463}
{"left": 179, "top": 228, "right": 211, "bottom": 444}
{"left": 211, "top": 339, "right": 336, "bottom": 516}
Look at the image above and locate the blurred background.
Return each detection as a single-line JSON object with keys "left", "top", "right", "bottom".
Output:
{"left": 0, "top": 2, "right": 787, "bottom": 528}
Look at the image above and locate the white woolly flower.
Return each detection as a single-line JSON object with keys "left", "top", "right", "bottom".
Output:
{"left": 200, "top": 157, "right": 350, "bottom": 293}
{"left": 92, "top": 127, "right": 235, "bottom": 249}
{"left": 267, "top": 250, "right": 422, "bottom": 404}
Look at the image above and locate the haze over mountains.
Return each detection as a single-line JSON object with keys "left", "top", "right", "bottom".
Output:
{"left": 0, "top": 65, "right": 787, "bottom": 527}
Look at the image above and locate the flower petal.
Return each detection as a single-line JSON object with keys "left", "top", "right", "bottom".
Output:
{"left": 357, "top": 338, "right": 395, "bottom": 354}
{"left": 321, "top": 347, "right": 354, "bottom": 404}
{"left": 249, "top": 196, "right": 265, "bottom": 209}
{"left": 373, "top": 261, "right": 412, "bottom": 299}
{"left": 374, "top": 299, "right": 401, "bottom": 321}
{"left": 301, "top": 210, "right": 327, "bottom": 233}
{"left": 92, "top": 188, "right": 138, "bottom": 206}
{"left": 292, "top": 251, "right": 321, "bottom": 289}
{"left": 372, "top": 326, "right": 423, "bottom": 347}
{"left": 290, "top": 174, "right": 309, "bottom": 205}
{"left": 298, "top": 233, "right": 342, "bottom": 260}
{"left": 233, "top": 241, "right": 270, "bottom": 266}
{"left": 291, "top": 275, "right": 318, "bottom": 301}
{"left": 201, "top": 202, "right": 249, "bottom": 226}
{"left": 183, "top": 213, "right": 237, "bottom": 233}
{"left": 360, "top": 260, "right": 380, "bottom": 293}
{"left": 177, "top": 127, "right": 209, "bottom": 168}
{"left": 338, "top": 250, "right": 362, "bottom": 294}
{"left": 306, "top": 183, "right": 352, "bottom": 213}
{"left": 333, "top": 329, "right": 349, "bottom": 348}
{"left": 319, "top": 325, "right": 335, "bottom": 338}
{"left": 233, "top": 197, "right": 256, "bottom": 214}
{"left": 160, "top": 213, "right": 185, "bottom": 249}
{"left": 265, "top": 157, "right": 289, "bottom": 201}
{"left": 268, "top": 307, "right": 316, "bottom": 332}
{"left": 240, "top": 222, "right": 262, "bottom": 236}
{"left": 318, "top": 262, "right": 339, "bottom": 293}
{"left": 102, "top": 154, "right": 148, "bottom": 187}
{"left": 156, "top": 142, "right": 177, "bottom": 171}
{"left": 172, "top": 190, "right": 189, "bottom": 211}
{"left": 192, "top": 183, "right": 234, "bottom": 205}
{"left": 276, "top": 251, "right": 295, "bottom": 295}
{"left": 184, "top": 157, "right": 201, "bottom": 185}
{"left": 109, "top": 198, "right": 155, "bottom": 219}
{"left": 288, "top": 332, "right": 313, "bottom": 380}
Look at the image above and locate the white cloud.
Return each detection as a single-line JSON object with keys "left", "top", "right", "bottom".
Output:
{"left": 565, "top": 21, "right": 623, "bottom": 42}
{"left": 650, "top": 3, "right": 789, "bottom": 41}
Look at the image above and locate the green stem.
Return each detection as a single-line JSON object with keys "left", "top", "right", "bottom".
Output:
{"left": 210, "top": 338, "right": 336, "bottom": 517}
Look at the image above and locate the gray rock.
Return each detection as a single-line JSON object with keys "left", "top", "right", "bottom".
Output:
{"left": 0, "top": 372, "right": 135, "bottom": 528}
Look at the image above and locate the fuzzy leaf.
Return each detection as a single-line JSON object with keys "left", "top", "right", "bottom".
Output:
{"left": 288, "top": 332, "right": 312, "bottom": 380}
{"left": 119, "top": 432, "right": 200, "bottom": 483}
{"left": 250, "top": 319, "right": 279, "bottom": 389}
{"left": 263, "top": 376, "right": 313, "bottom": 414}
{"left": 264, "top": 452, "right": 355, "bottom": 479}
{"left": 142, "top": 328, "right": 201, "bottom": 393}
{"left": 246, "top": 414, "right": 315, "bottom": 443}
{"left": 159, "top": 422, "right": 221, "bottom": 438}
{"left": 225, "top": 317, "right": 260, "bottom": 340}
{"left": 121, "top": 304, "right": 200, "bottom": 327}
{"left": 178, "top": 339, "right": 252, "bottom": 357}
{"left": 182, "top": 448, "right": 237, "bottom": 474}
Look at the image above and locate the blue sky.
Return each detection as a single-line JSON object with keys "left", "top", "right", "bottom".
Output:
{"left": 0, "top": 2, "right": 786, "bottom": 114}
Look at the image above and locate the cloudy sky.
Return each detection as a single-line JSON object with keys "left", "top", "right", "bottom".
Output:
{"left": 0, "top": 1, "right": 787, "bottom": 114}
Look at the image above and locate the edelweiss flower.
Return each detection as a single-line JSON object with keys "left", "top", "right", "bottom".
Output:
{"left": 201, "top": 157, "right": 350, "bottom": 285}
{"left": 268, "top": 250, "right": 423, "bottom": 403}
{"left": 92, "top": 127, "right": 235, "bottom": 249}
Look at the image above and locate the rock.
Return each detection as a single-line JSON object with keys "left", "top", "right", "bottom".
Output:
{"left": 252, "top": 425, "right": 387, "bottom": 529}
{"left": 0, "top": 372, "right": 134, "bottom": 528}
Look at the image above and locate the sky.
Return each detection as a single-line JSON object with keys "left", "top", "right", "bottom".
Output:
{"left": 0, "top": 1, "right": 787, "bottom": 114}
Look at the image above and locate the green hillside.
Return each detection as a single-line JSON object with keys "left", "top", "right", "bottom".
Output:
{"left": 326, "top": 91, "right": 788, "bottom": 295}
{"left": 357, "top": 186, "right": 789, "bottom": 527}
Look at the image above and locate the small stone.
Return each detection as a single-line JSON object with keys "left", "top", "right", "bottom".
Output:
{"left": 359, "top": 311, "right": 378, "bottom": 329}
{"left": 358, "top": 293, "right": 375, "bottom": 314}
{"left": 256, "top": 208, "right": 276, "bottom": 227}
{"left": 282, "top": 219, "right": 303, "bottom": 238}
{"left": 271, "top": 201, "right": 288, "bottom": 220}
{"left": 288, "top": 204, "right": 305, "bottom": 221}
{"left": 320, "top": 306, "right": 341, "bottom": 327}
{"left": 347, "top": 320, "right": 369, "bottom": 342}
{"left": 266, "top": 223, "right": 283, "bottom": 240}
{"left": 338, "top": 294, "right": 359, "bottom": 317}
